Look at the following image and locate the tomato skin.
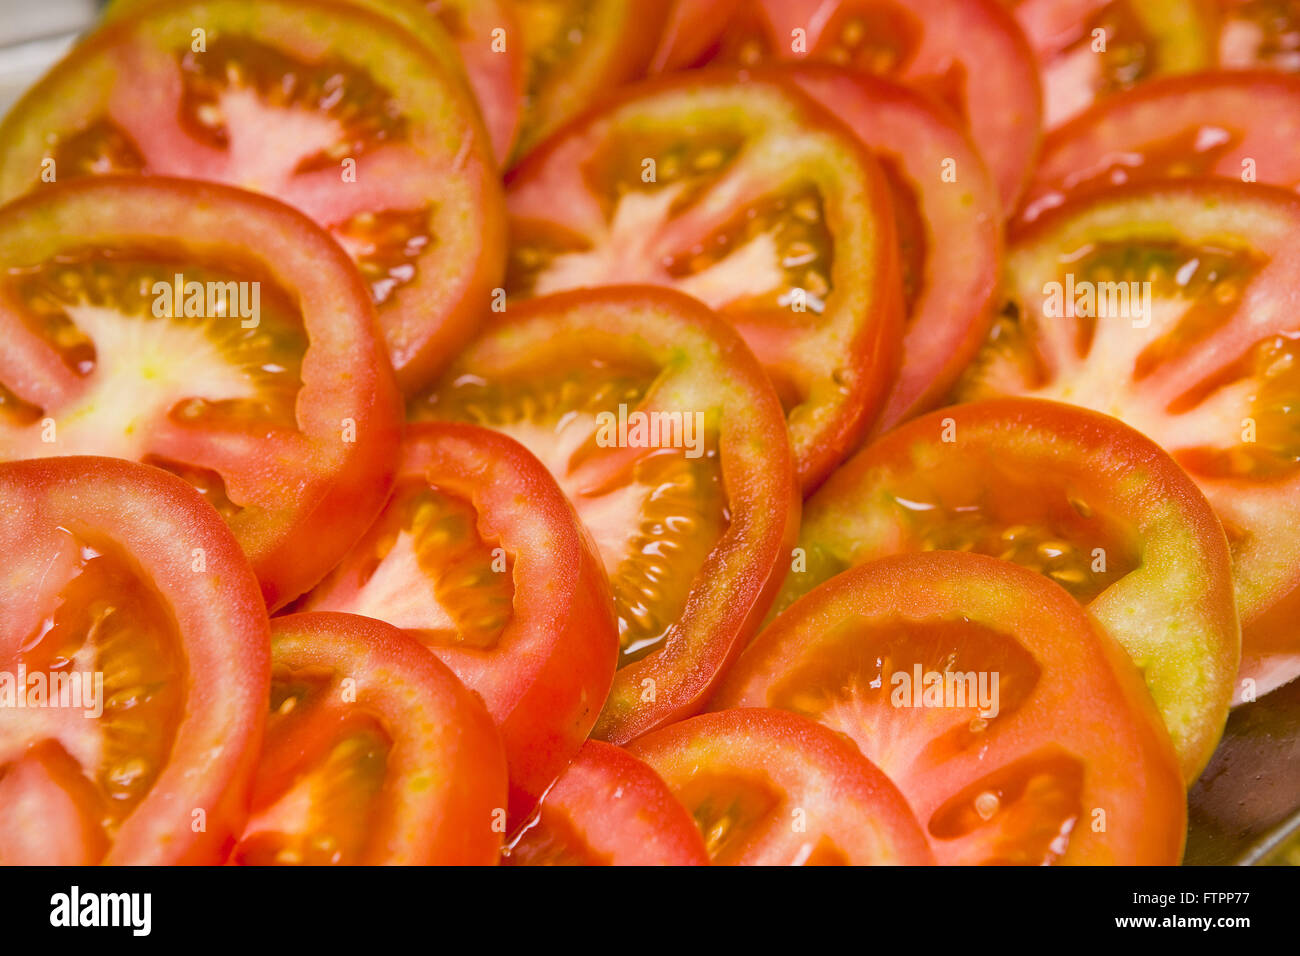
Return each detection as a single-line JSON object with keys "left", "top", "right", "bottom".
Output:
{"left": 409, "top": 286, "right": 799, "bottom": 745}
{"left": 300, "top": 423, "right": 618, "bottom": 826}
{"left": 0, "top": 456, "right": 270, "bottom": 865}
{"left": 716, "top": 552, "right": 1188, "bottom": 865}
{"left": 774, "top": 65, "right": 1002, "bottom": 435}
{"left": 0, "top": 176, "right": 403, "bottom": 610}
{"left": 239, "top": 612, "right": 507, "bottom": 865}
{"left": 649, "top": 0, "right": 744, "bottom": 73}
{"left": 628, "top": 708, "right": 935, "bottom": 865}
{"left": 1020, "top": 70, "right": 1300, "bottom": 223}
{"left": 505, "top": 72, "right": 905, "bottom": 491}
{"left": 505, "top": 740, "right": 710, "bottom": 865}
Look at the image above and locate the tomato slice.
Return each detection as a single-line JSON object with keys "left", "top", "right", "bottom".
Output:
{"left": 2, "top": 0, "right": 505, "bottom": 391}
{"left": 716, "top": 552, "right": 1187, "bottom": 864}
{"left": 956, "top": 181, "right": 1300, "bottom": 699}
{"left": 297, "top": 422, "right": 617, "bottom": 825}
{"left": 777, "top": 65, "right": 1002, "bottom": 434}
{"left": 505, "top": 72, "right": 903, "bottom": 490}
{"left": 1010, "top": 0, "right": 1215, "bottom": 130}
{"left": 106, "top": 0, "right": 526, "bottom": 164}
{"left": 408, "top": 287, "right": 799, "bottom": 743}
{"left": 0, "top": 456, "right": 269, "bottom": 865}
{"left": 775, "top": 398, "right": 1238, "bottom": 779}
{"left": 0, "top": 177, "right": 401, "bottom": 608}
{"left": 626, "top": 708, "right": 933, "bottom": 865}
{"left": 673, "top": 0, "right": 1042, "bottom": 210}
{"left": 1020, "top": 71, "right": 1300, "bottom": 223}
{"left": 232, "top": 612, "right": 506, "bottom": 865}
{"left": 649, "top": 0, "right": 744, "bottom": 73}
{"left": 504, "top": 740, "right": 709, "bottom": 865}
{"left": 509, "top": 0, "right": 668, "bottom": 160}
{"left": 1216, "top": 0, "right": 1300, "bottom": 70}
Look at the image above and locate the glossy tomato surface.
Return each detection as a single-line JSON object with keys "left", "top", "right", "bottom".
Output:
{"left": 958, "top": 180, "right": 1300, "bottom": 698}
{"left": 409, "top": 287, "right": 798, "bottom": 743}
{"left": 0, "top": 177, "right": 402, "bottom": 608}
{"left": 4, "top": 0, "right": 505, "bottom": 391}
{"left": 233, "top": 612, "right": 506, "bottom": 865}
{"left": 776, "top": 398, "right": 1239, "bottom": 779}
{"left": 717, "top": 552, "right": 1187, "bottom": 864}
{"left": 0, "top": 456, "right": 269, "bottom": 865}
{"left": 299, "top": 422, "right": 617, "bottom": 825}
{"left": 629, "top": 708, "right": 934, "bottom": 865}
{"left": 505, "top": 71, "right": 903, "bottom": 490}
{"left": 505, "top": 740, "right": 709, "bottom": 865}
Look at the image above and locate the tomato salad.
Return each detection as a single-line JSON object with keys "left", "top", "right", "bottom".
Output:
{"left": 0, "top": 0, "right": 1294, "bottom": 867}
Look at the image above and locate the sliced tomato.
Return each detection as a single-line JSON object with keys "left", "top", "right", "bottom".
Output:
{"left": 775, "top": 398, "right": 1238, "bottom": 779}
{"left": 298, "top": 422, "right": 617, "bottom": 825}
{"left": 716, "top": 552, "right": 1187, "bottom": 864}
{"left": 957, "top": 180, "right": 1300, "bottom": 700}
{"left": 675, "top": 0, "right": 1041, "bottom": 210}
{"left": 3, "top": 0, "right": 505, "bottom": 391}
{"left": 106, "top": 0, "right": 525, "bottom": 164}
{"left": 1216, "top": 0, "right": 1300, "bottom": 70}
{"left": 0, "top": 177, "right": 401, "bottom": 608}
{"left": 776, "top": 65, "right": 1002, "bottom": 434}
{"left": 626, "top": 708, "right": 933, "bottom": 865}
{"left": 505, "top": 71, "right": 903, "bottom": 490}
{"left": 509, "top": 0, "right": 668, "bottom": 160}
{"left": 504, "top": 740, "right": 709, "bottom": 865}
{"left": 232, "top": 612, "right": 506, "bottom": 865}
{"left": 1010, "top": 0, "right": 1215, "bottom": 130}
{"left": 1020, "top": 71, "right": 1300, "bottom": 223}
{"left": 649, "top": 0, "right": 744, "bottom": 73}
{"left": 0, "top": 456, "right": 269, "bottom": 865}
{"left": 408, "top": 287, "right": 799, "bottom": 743}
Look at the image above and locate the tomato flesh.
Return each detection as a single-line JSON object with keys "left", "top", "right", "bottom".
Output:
{"left": 628, "top": 708, "right": 935, "bottom": 865}
{"left": 2, "top": 0, "right": 505, "bottom": 391}
{"left": 958, "top": 182, "right": 1300, "bottom": 697}
{"left": 409, "top": 287, "right": 798, "bottom": 743}
{"left": 505, "top": 73, "right": 903, "bottom": 490}
{"left": 716, "top": 552, "right": 1187, "bottom": 864}
{"left": 0, "top": 177, "right": 402, "bottom": 608}
{"left": 233, "top": 613, "right": 507, "bottom": 865}
{"left": 299, "top": 423, "right": 618, "bottom": 826}
{"left": 0, "top": 456, "right": 269, "bottom": 864}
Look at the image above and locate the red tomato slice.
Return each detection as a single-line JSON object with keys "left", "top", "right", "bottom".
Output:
{"left": 408, "top": 287, "right": 799, "bottom": 743}
{"left": 716, "top": 552, "right": 1187, "bottom": 864}
{"left": 627, "top": 708, "right": 934, "bottom": 865}
{"left": 649, "top": 0, "right": 744, "bottom": 73}
{"left": 775, "top": 398, "right": 1239, "bottom": 779}
{"left": 1010, "top": 0, "right": 1215, "bottom": 129}
{"left": 1216, "top": 0, "right": 1300, "bottom": 70}
{"left": 0, "top": 177, "right": 401, "bottom": 608}
{"left": 0, "top": 456, "right": 269, "bottom": 865}
{"left": 777, "top": 65, "right": 1002, "bottom": 434}
{"left": 509, "top": 0, "right": 669, "bottom": 160}
{"left": 298, "top": 422, "right": 617, "bottom": 825}
{"left": 956, "top": 181, "right": 1300, "bottom": 700}
{"left": 504, "top": 740, "right": 710, "bottom": 865}
{"left": 3, "top": 0, "right": 505, "bottom": 391}
{"left": 505, "top": 71, "right": 903, "bottom": 490}
{"left": 232, "top": 612, "right": 506, "bottom": 865}
{"left": 677, "top": 0, "right": 1042, "bottom": 210}
{"left": 1020, "top": 71, "right": 1300, "bottom": 223}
